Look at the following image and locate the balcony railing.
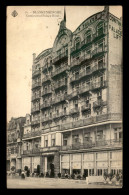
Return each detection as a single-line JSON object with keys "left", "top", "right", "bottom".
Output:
{"left": 69, "top": 107, "right": 80, "bottom": 115}
{"left": 53, "top": 52, "right": 68, "bottom": 64}
{"left": 78, "top": 85, "right": 90, "bottom": 95}
{"left": 42, "top": 63, "right": 52, "bottom": 72}
{"left": 54, "top": 80, "right": 67, "bottom": 90}
{"left": 92, "top": 47, "right": 105, "bottom": 57}
{"left": 32, "top": 82, "right": 41, "bottom": 89}
{"left": 42, "top": 75, "right": 51, "bottom": 83}
{"left": 32, "top": 70, "right": 41, "bottom": 78}
{"left": 31, "top": 106, "right": 40, "bottom": 113}
{"left": 41, "top": 88, "right": 52, "bottom": 96}
{"left": 93, "top": 100, "right": 107, "bottom": 108}
{"left": 52, "top": 94, "right": 67, "bottom": 105}
{"left": 41, "top": 116, "right": 52, "bottom": 123}
{"left": 91, "top": 80, "right": 107, "bottom": 91}
{"left": 60, "top": 113, "right": 122, "bottom": 131}
{"left": 68, "top": 90, "right": 79, "bottom": 99}
{"left": 40, "top": 146, "right": 60, "bottom": 152}
{"left": 61, "top": 139, "right": 122, "bottom": 151}
{"left": 81, "top": 104, "right": 91, "bottom": 112}
{"left": 23, "top": 130, "right": 42, "bottom": 139}
{"left": 92, "top": 62, "right": 106, "bottom": 73}
{"left": 70, "top": 58, "right": 82, "bottom": 68}
{"left": 70, "top": 69, "right": 92, "bottom": 83}
{"left": 52, "top": 65, "right": 68, "bottom": 77}
{"left": 22, "top": 148, "right": 40, "bottom": 155}
{"left": 31, "top": 119, "right": 40, "bottom": 125}
{"left": 32, "top": 94, "right": 41, "bottom": 101}
{"left": 40, "top": 102, "right": 51, "bottom": 110}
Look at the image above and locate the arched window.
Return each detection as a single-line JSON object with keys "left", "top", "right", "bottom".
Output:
{"left": 74, "top": 37, "right": 81, "bottom": 50}
{"left": 85, "top": 30, "right": 92, "bottom": 43}
{"left": 97, "top": 22, "right": 105, "bottom": 36}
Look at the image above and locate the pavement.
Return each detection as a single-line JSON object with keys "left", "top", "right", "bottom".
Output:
{"left": 7, "top": 176, "right": 122, "bottom": 189}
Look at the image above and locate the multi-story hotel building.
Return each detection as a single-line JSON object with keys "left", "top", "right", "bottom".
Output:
{"left": 6, "top": 117, "right": 26, "bottom": 172}
{"left": 22, "top": 6, "right": 122, "bottom": 178}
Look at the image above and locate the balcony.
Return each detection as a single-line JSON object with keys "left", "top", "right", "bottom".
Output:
{"left": 61, "top": 139, "right": 122, "bottom": 151}
{"left": 70, "top": 58, "right": 82, "bottom": 68}
{"left": 41, "top": 116, "right": 52, "bottom": 123}
{"left": 52, "top": 94, "right": 67, "bottom": 105}
{"left": 81, "top": 104, "right": 91, "bottom": 112}
{"left": 51, "top": 65, "right": 68, "bottom": 78}
{"left": 40, "top": 102, "right": 51, "bottom": 110}
{"left": 93, "top": 100, "right": 107, "bottom": 109}
{"left": 32, "top": 82, "right": 41, "bottom": 89}
{"left": 92, "top": 47, "right": 105, "bottom": 58}
{"left": 32, "top": 94, "right": 41, "bottom": 101}
{"left": 60, "top": 113, "right": 122, "bottom": 131}
{"left": 71, "top": 45, "right": 81, "bottom": 55}
{"left": 93, "top": 32, "right": 106, "bottom": 42}
{"left": 40, "top": 146, "right": 60, "bottom": 153}
{"left": 31, "top": 119, "right": 40, "bottom": 125}
{"left": 81, "top": 39, "right": 93, "bottom": 50}
{"left": 31, "top": 106, "right": 40, "bottom": 113}
{"left": 69, "top": 107, "right": 80, "bottom": 115}
{"left": 78, "top": 85, "right": 90, "bottom": 95}
{"left": 42, "top": 75, "right": 51, "bottom": 84}
{"left": 41, "top": 88, "right": 52, "bottom": 96}
{"left": 54, "top": 80, "right": 67, "bottom": 90}
{"left": 91, "top": 80, "right": 107, "bottom": 91}
{"left": 53, "top": 52, "right": 68, "bottom": 64}
{"left": 53, "top": 113, "right": 60, "bottom": 119}
{"left": 22, "top": 148, "right": 40, "bottom": 155}
{"left": 42, "top": 62, "right": 52, "bottom": 72}
{"left": 32, "top": 70, "right": 41, "bottom": 78}
{"left": 59, "top": 111, "right": 68, "bottom": 118}
{"left": 92, "top": 62, "right": 106, "bottom": 74}
{"left": 70, "top": 69, "right": 92, "bottom": 83}
{"left": 68, "top": 90, "right": 79, "bottom": 100}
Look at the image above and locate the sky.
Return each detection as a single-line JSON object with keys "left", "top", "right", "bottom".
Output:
{"left": 7, "top": 6, "right": 122, "bottom": 122}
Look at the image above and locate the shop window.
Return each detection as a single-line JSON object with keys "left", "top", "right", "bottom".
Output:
{"left": 89, "top": 169, "right": 94, "bottom": 176}
{"left": 97, "top": 169, "right": 102, "bottom": 176}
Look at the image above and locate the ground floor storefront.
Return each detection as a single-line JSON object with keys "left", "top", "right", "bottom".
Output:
{"left": 60, "top": 149, "right": 122, "bottom": 177}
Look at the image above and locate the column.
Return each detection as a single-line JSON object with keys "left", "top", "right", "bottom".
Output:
{"left": 60, "top": 155, "right": 61, "bottom": 173}
{"left": 81, "top": 153, "right": 83, "bottom": 175}
{"left": 70, "top": 154, "right": 72, "bottom": 175}
{"left": 45, "top": 156, "right": 47, "bottom": 175}
{"left": 94, "top": 152, "right": 97, "bottom": 176}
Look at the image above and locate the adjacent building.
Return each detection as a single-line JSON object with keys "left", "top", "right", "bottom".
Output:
{"left": 22, "top": 6, "right": 122, "bottom": 178}
{"left": 6, "top": 117, "right": 26, "bottom": 172}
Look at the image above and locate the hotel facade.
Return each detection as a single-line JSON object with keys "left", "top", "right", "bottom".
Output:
{"left": 21, "top": 6, "right": 122, "bottom": 178}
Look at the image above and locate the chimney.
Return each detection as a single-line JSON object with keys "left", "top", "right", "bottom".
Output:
{"left": 32, "top": 53, "right": 36, "bottom": 64}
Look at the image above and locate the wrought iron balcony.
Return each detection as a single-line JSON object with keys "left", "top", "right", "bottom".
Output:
{"left": 54, "top": 80, "right": 67, "bottom": 90}
{"left": 53, "top": 113, "right": 60, "bottom": 119}
{"left": 42, "top": 75, "right": 51, "bottom": 84}
{"left": 52, "top": 94, "right": 67, "bottom": 105}
{"left": 31, "top": 119, "right": 40, "bottom": 125}
{"left": 69, "top": 107, "right": 80, "bottom": 115}
{"left": 32, "top": 82, "right": 41, "bottom": 89}
{"left": 41, "top": 88, "right": 52, "bottom": 96}
{"left": 31, "top": 106, "right": 40, "bottom": 113}
{"left": 60, "top": 113, "right": 122, "bottom": 131}
{"left": 92, "top": 47, "right": 105, "bottom": 57}
{"left": 41, "top": 116, "right": 52, "bottom": 123}
{"left": 92, "top": 62, "right": 106, "bottom": 74}
{"left": 51, "top": 65, "right": 68, "bottom": 78}
{"left": 40, "top": 102, "right": 51, "bottom": 110}
{"left": 78, "top": 85, "right": 90, "bottom": 95}
{"left": 70, "top": 58, "right": 82, "bottom": 68}
{"left": 91, "top": 80, "right": 107, "bottom": 91}
{"left": 42, "top": 62, "right": 52, "bottom": 72}
{"left": 93, "top": 100, "right": 107, "bottom": 108}
{"left": 81, "top": 39, "right": 93, "bottom": 49}
{"left": 32, "top": 70, "right": 41, "bottom": 78}
{"left": 32, "top": 94, "right": 41, "bottom": 101}
{"left": 71, "top": 45, "right": 81, "bottom": 55}
{"left": 40, "top": 146, "right": 61, "bottom": 152}
{"left": 61, "top": 139, "right": 122, "bottom": 151}
{"left": 70, "top": 69, "right": 92, "bottom": 83}
{"left": 81, "top": 104, "right": 91, "bottom": 112}
{"left": 53, "top": 52, "right": 68, "bottom": 64}
{"left": 22, "top": 148, "right": 40, "bottom": 155}
{"left": 68, "top": 90, "right": 79, "bottom": 100}
{"left": 59, "top": 111, "right": 68, "bottom": 117}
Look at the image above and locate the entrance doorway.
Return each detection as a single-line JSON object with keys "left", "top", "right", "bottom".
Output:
{"left": 47, "top": 156, "right": 54, "bottom": 178}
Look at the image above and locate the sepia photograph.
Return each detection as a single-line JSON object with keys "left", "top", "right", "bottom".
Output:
{"left": 7, "top": 5, "right": 122, "bottom": 189}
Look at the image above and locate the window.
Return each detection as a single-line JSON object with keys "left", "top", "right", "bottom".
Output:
{"left": 97, "top": 169, "right": 102, "bottom": 176}
{"left": 97, "top": 23, "right": 104, "bottom": 36}
{"left": 97, "top": 130, "right": 103, "bottom": 140}
{"left": 75, "top": 38, "right": 80, "bottom": 50}
{"left": 97, "top": 91, "right": 102, "bottom": 101}
{"left": 44, "top": 135, "right": 48, "bottom": 147}
{"left": 84, "top": 132, "right": 91, "bottom": 141}
{"left": 51, "top": 134, "right": 56, "bottom": 146}
{"left": 89, "top": 169, "right": 94, "bottom": 176}
{"left": 114, "top": 127, "right": 122, "bottom": 141}
{"left": 85, "top": 31, "right": 92, "bottom": 43}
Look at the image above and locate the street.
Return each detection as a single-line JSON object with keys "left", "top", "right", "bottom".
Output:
{"left": 7, "top": 176, "right": 122, "bottom": 189}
